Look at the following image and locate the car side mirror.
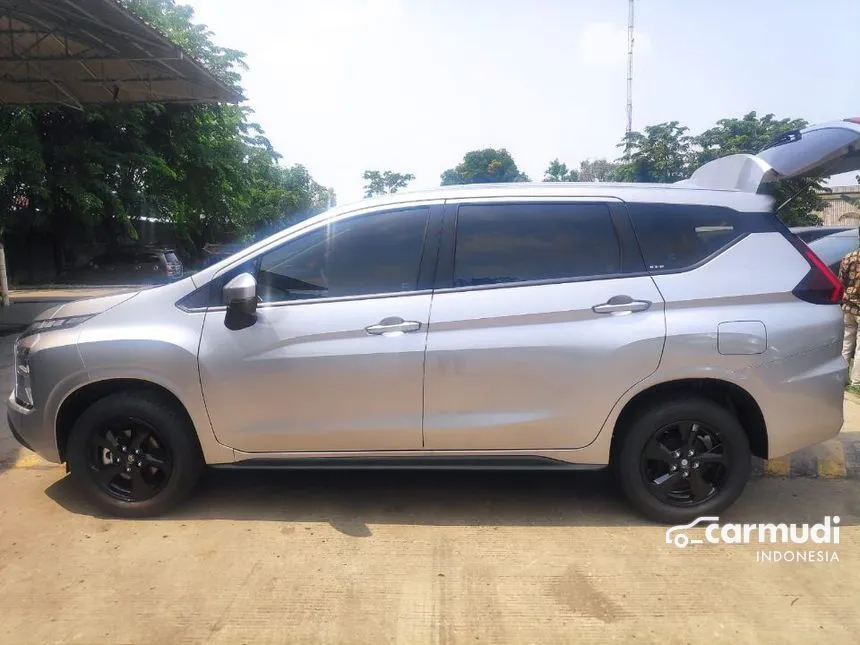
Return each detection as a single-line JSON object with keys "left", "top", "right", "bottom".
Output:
{"left": 223, "top": 272, "right": 258, "bottom": 316}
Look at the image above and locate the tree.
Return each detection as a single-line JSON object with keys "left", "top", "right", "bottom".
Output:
{"left": 693, "top": 112, "right": 823, "bottom": 226}
{"left": 0, "top": 0, "right": 333, "bottom": 280}
{"left": 611, "top": 113, "right": 826, "bottom": 226}
{"left": 579, "top": 158, "right": 619, "bottom": 183}
{"left": 363, "top": 170, "right": 415, "bottom": 197}
{"left": 543, "top": 159, "right": 579, "bottom": 182}
{"left": 614, "top": 121, "right": 694, "bottom": 183}
{"left": 441, "top": 148, "right": 529, "bottom": 185}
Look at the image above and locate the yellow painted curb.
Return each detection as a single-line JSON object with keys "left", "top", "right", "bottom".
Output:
{"left": 8, "top": 452, "right": 56, "bottom": 470}
{"left": 815, "top": 440, "right": 847, "bottom": 479}
{"left": 763, "top": 456, "right": 791, "bottom": 476}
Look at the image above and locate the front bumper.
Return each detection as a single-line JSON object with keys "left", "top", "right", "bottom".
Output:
{"left": 6, "top": 392, "right": 61, "bottom": 463}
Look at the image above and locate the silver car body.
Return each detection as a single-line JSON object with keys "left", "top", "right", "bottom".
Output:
{"left": 9, "top": 119, "right": 860, "bottom": 469}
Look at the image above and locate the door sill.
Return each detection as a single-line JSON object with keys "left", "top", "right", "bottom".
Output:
{"left": 214, "top": 455, "right": 606, "bottom": 471}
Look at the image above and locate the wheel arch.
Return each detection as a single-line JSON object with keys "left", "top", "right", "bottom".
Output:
{"left": 610, "top": 378, "right": 768, "bottom": 460}
{"left": 55, "top": 378, "right": 198, "bottom": 463}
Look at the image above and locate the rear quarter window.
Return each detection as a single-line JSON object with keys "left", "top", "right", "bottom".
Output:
{"left": 627, "top": 203, "right": 758, "bottom": 272}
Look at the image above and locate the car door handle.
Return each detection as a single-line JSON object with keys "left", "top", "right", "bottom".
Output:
{"left": 365, "top": 317, "right": 422, "bottom": 335}
{"left": 592, "top": 295, "right": 652, "bottom": 315}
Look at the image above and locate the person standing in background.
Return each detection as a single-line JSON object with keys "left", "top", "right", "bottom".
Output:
{"left": 839, "top": 246, "right": 860, "bottom": 386}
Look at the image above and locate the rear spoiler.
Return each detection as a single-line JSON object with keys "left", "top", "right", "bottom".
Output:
{"left": 675, "top": 154, "right": 778, "bottom": 192}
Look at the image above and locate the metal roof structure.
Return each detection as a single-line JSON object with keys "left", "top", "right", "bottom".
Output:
{"left": 0, "top": 0, "right": 241, "bottom": 108}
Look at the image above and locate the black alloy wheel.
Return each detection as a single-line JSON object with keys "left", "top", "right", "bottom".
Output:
{"left": 640, "top": 420, "right": 729, "bottom": 506}
{"left": 613, "top": 397, "right": 751, "bottom": 524}
{"left": 86, "top": 418, "right": 172, "bottom": 502}
{"left": 67, "top": 390, "right": 203, "bottom": 518}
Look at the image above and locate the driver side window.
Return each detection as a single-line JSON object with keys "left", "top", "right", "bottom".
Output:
{"left": 256, "top": 207, "right": 429, "bottom": 302}
{"left": 180, "top": 207, "right": 430, "bottom": 309}
{"left": 257, "top": 227, "right": 330, "bottom": 302}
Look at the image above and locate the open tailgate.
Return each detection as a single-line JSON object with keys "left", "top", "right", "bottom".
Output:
{"left": 679, "top": 118, "right": 860, "bottom": 192}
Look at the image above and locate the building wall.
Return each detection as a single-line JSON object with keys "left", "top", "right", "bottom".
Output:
{"left": 817, "top": 185, "right": 860, "bottom": 226}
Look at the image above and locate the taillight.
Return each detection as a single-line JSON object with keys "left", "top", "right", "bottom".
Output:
{"left": 844, "top": 117, "right": 860, "bottom": 124}
{"left": 784, "top": 234, "right": 843, "bottom": 304}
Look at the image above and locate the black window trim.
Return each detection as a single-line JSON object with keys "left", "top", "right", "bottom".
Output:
{"left": 176, "top": 204, "right": 443, "bottom": 312}
{"left": 433, "top": 199, "right": 645, "bottom": 294}
{"left": 623, "top": 202, "right": 778, "bottom": 277}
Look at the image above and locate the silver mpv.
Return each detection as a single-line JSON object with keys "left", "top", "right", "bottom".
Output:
{"left": 9, "top": 119, "right": 860, "bottom": 522}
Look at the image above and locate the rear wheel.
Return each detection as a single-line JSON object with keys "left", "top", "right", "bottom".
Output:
{"left": 613, "top": 397, "right": 751, "bottom": 524}
{"left": 67, "top": 390, "right": 203, "bottom": 517}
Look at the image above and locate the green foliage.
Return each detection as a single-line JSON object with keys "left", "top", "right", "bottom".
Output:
{"left": 543, "top": 159, "right": 579, "bottom": 182}
{"left": 363, "top": 170, "right": 415, "bottom": 197}
{"left": 441, "top": 148, "right": 529, "bottom": 185}
{"left": 0, "top": 0, "right": 333, "bottom": 275}
{"left": 613, "top": 112, "right": 826, "bottom": 226}
{"left": 615, "top": 121, "right": 693, "bottom": 183}
{"left": 692, "top": 112, "right": 806, "bottom": 164}
{"left": 693, "top": 112, "right": 824, "bottom": 226}
{"left": 578, "top": 158, "right": 619, "bottom": 182}
{"left": 543, "top": 158, "right": 620, "bottom": 183}
{"left": 122, "top": 0, "right": 246, "bottom": 89}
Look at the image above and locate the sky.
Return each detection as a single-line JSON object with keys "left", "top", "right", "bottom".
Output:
{"left": 183, "top": 0, "right": 860, "bottom": 204}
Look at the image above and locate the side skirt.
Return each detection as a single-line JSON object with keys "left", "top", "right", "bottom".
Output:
{"left": 212, "top": 455, "right": 608, "bottom": 471}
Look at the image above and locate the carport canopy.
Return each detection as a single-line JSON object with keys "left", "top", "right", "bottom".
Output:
{"left": 0, "top": 0, "right": 241, "bottom": 108}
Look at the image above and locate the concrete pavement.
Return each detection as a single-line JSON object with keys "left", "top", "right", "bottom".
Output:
{"left": 8, "top": 286, "right": 136, "bottom": 301}
{"left": 0, "top": 458, "right": 858, "bottom": 644}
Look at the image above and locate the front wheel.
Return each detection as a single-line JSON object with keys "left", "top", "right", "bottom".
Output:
{"left": 613, "top": 397, "right": 751, "bottom": 524}
{"left": 67, "top": 390, "right": 203, "bottom": 518}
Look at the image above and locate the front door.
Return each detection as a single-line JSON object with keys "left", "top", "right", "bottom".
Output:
{"left": 423, "top": 200, "right": 666, "bottom": 451}
{"left": 198, "top": 205, "right": 437, "bottom": 453}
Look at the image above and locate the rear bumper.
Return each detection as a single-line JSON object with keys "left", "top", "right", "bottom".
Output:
{"left": 6, "top": 392, "right": 61, "bottom": 463}
{"left": 738, "top": 342, "right": 846, "bottom": 459}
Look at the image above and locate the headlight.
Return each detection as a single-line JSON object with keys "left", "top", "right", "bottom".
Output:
{"left": 24, "top": 315, "right": 93, "bottom": 336}
{"left": 14, "top": 343, "right": 33, "bottom": 409}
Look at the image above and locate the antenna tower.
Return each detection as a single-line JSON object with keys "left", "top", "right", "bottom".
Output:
{"left": 625, "top": 0, "right": 634, "bottom": 148}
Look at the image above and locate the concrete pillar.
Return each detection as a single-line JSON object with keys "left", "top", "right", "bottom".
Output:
{"left": 0, "top": 243, "right": 11, "bottom": 307}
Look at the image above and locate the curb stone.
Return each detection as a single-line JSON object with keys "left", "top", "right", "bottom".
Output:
{"left": 753, "top": 436, "right": 858, "bottom": 479}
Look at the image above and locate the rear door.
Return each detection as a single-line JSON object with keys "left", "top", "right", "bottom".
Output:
{"left": 422, "top": 199, "right": 666, "bottom": 451}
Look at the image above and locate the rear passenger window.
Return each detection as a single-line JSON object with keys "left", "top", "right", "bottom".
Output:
{"left": 453, "top": 203, "right": 621, "bottom": 287}
{"left": 628, "top": 204, "right": 744, "bottom": 271}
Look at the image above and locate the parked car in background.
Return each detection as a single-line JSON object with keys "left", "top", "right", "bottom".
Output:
{"left": 61, "top": 247, "right": 183, "bottom": 285}
{"left": 8, "top": 118, "right": 860, "bottom": 523}
{"left": 790, "top": 225, "right": 860, "bottom": 274}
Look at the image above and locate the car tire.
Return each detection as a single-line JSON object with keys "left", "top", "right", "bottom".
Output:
{"left": 67, "top": 390, "right": 203, "bottom": 518}
{"left": 613, "top": 396, "right": 751, "bottom": 524}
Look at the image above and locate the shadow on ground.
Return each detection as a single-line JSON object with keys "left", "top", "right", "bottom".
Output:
{"left": 43, "top": 466, "right": 860, "bottom": 535}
